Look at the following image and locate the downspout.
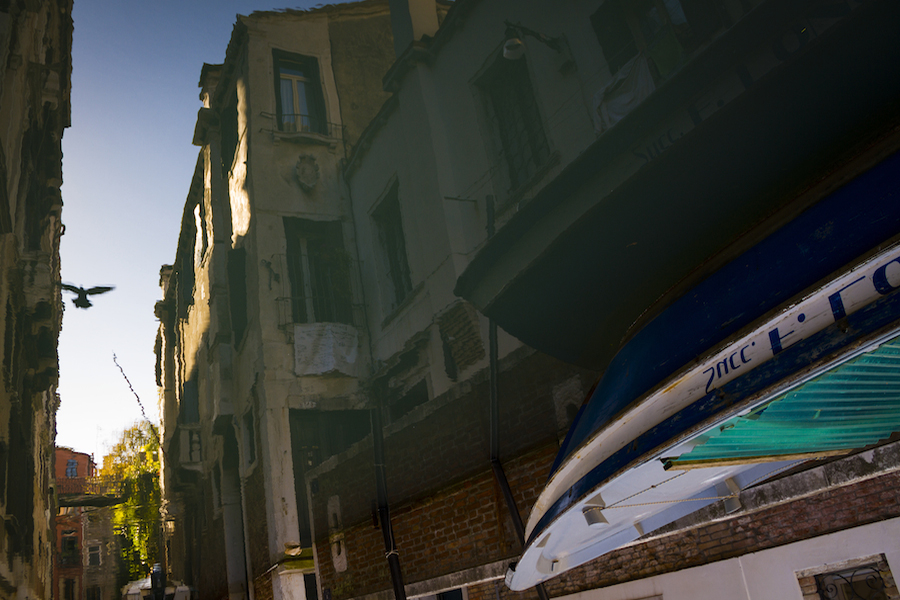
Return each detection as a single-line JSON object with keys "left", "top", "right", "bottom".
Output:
{"left": 486, "top": 196, "right": 550, "bottom": 600}
{"left": 342, "top": 162, "right": 407, "bottom": 600}
{"left": 372, "top": 405, "right": 407, "bottom": 600}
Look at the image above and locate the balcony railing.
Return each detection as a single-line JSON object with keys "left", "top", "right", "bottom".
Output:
{"left": 260, "top": 111, "right": 344, "bottom": 141}
{"left": 277, "top": 113, "right": 340, "bottom": 137}
{"left": 58, "top": 551, "right": 81, "bottom": 567}
{"left": 275, "top": 296, "right": 358, "bottom": 330}
{"left": 57, "top": 476, "right": 125, "bottom": 506}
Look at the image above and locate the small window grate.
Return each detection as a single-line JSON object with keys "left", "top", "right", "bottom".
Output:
{"left": 816, "top": 566, "right": 888, "bottom": 600}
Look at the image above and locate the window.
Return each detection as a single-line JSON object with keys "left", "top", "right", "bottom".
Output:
{"left": 591, "top": 1, "right": 638, "bottom": 75}
{"left": 592, "top": 0, "right": 724, "bottom": 79}
{"left": 372, "top": 183, "right": 412, "bottom": 312}
{"left": 438, "top": 591, "right": 464, "bottom": 600}
{"left": 221, "top": 88, "right": 238, "bottom": 177}
{"left": 304, "top": 574, "right": 319, "bottom": 600}
{"left": 274, "top": 50, "right": 326, "bottom": 134}
{"left": 64, "top": 579, "right": 76, "bottom": 600}
{"left": 194, "top": 201, "right": 208, "bottom": 264}
{"left": 60, "top": 535, "right": 79, "bottom": 566}
{"left": 88, "top": 544, "right": 100, "bottom": 566}
{"left": 283, "top": 218, "right": 353, "bottom": 325}
{"left": 242, "top": 410, "right": 257, "bottom": 469}
{"left": 227, "top": 248, "right": 248, "bottom": 343}
{"left": 86, "top": 586, "right": 101, "bottom": 600}
{"left": 180, "top": 373, "right": 199, "bottom": 424}
{"left": 390, "top": 380, "right": 429, "bottom": 422}
{"left": 65, "top": 458, "right": 77, "bottom": 478}
{"left": 176, "top": 210, "right": 197, "bottom": 321}
{"left": 481, "top": 58, "right": 551, "bottom": 192}
{"left": 289, "top": 409, "right": 370, "bottom": 550}
{"left": 211, "top": 464, "right": 222, "bottom": 509}
{"left": 420, "top": 589, "right": 468, "bottom": 600}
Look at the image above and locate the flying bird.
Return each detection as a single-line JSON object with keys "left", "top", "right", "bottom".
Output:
{"left": 59, "top": 283, "right": 115, "bottom": 309}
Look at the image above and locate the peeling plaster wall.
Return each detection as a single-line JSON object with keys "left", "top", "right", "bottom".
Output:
{"left": 327, "top": 12, "right": 395, "bottom": 149}
{"left": 0, "top": 0, "right": 71, "bottom": 598}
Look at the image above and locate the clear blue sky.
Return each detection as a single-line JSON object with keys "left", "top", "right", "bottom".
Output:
{"left": 57, "top": 0, "right": 344, "bottom": 459}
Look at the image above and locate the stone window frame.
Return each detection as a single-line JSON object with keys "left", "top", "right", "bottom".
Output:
{"left": 272, "top": 49, "right": 328, "bottom": 136}
{"left": 240, "top": 408, "right": 258, "bottom": 476}
{"left": 86, "top": 542, "right": 101, "bottom": 566}
{"left": 370, "top": 178, "right": 414, "bottom": 319}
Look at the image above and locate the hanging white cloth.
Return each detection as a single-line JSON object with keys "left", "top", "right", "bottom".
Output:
{"left": 293, "top": 322, "right": 359, "bottom": 377}
{"left": 592, "top": 53, "right": 657, "bottom": 134}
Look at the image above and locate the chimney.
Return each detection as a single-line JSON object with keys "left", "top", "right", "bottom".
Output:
{"left": 389, "top": 0, "right": 439, "bottom": 57}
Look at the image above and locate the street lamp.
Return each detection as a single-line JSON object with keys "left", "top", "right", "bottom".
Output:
{"left": 502, "top": 20, "right": 563, "bottom": 60}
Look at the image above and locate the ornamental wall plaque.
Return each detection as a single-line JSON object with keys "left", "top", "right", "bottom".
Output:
{"left": 295, "top": 154, "right": 320, "bottom": 192}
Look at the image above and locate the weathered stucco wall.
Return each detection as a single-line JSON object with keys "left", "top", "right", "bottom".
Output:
{"left": 0, "top": 0, "right": 71, "bottom": 597}
{"left": 328, "top": 12, "right": 395, "bottom": 149}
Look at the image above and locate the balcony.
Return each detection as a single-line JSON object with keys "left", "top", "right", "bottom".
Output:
{"left": 57, "top": 477, "right": 125, "bottom": 507}
{"left": 58, "top": 551, "right": 81, "bottom": 567}
{"left": 265, "top": 112, "right": 344, "bottom": 146}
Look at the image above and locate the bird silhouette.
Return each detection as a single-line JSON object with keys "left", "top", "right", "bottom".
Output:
{"left": 59, "top": 283, "right": 114, "bottom": 308}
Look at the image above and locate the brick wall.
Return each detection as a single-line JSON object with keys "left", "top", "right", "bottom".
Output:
{"left": 312, "top": 337, "right": 900, "bottom": 600}
{"left": 534, "top": 469, "right": 900, "bottom": 598}
{"left": 463, "top": 471, "right": 900, "bottom": 600}
{"left": 469, "top": 579, "right": 540, "bottom": 600}
{"left": 316, "top": 443, "right": 560, "bottom": 600}
{"left": 439, "top": 302, "right": 486, "bottom": 372}
{"left": 311, "top": 351, "right": 592, "bottom": 535}
{"left": 310, "top": 351, "right": 595, "bottom": 600}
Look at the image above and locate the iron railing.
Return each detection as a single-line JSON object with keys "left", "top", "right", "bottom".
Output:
{"left": 276, "top": 113, "right": 342, "bottom": 138}
{"left": 58, "top": 551, "right": 81, "bottom": 567}
{"left": 270, "top": 253, "right": 360, "bottom": 329}
{"left": 57, "top": 476, "right": 125, "bottom": 498}
{"left": 816, "top": 566, "right": 888, "bottom": 600}
{"left": 275, "top": 296, "right": 358, "bottom": 330}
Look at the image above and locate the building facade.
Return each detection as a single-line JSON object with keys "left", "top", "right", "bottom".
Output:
{"left": 157, "top": 2, "right": 598, "bottom": 600}
{"left": 53, "top": 447, "right": 125, "bottom": 600}
{"left": 161, "top": 1, "right": 900, "bottom": 600}
{"left": 80, "top": 505, "right": 118, "bottom": 600}
{"left": 54, "top": 449, "right": 94, "bottom": 600}
{"left": 157, "top": 4, "right": 401, "bottom": 600}
{"left": 0, "top": 0, "right": 72, "bottom": 598}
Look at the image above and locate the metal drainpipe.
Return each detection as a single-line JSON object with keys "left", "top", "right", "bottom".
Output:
{"left": 372, "top": 404, "right": 407, "bottom": 600}
{"left": 341, "top": 165, "right": 407, "bottom": 600}
{"left": 486, "top": 196, "right": 550, "bottom": 600}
